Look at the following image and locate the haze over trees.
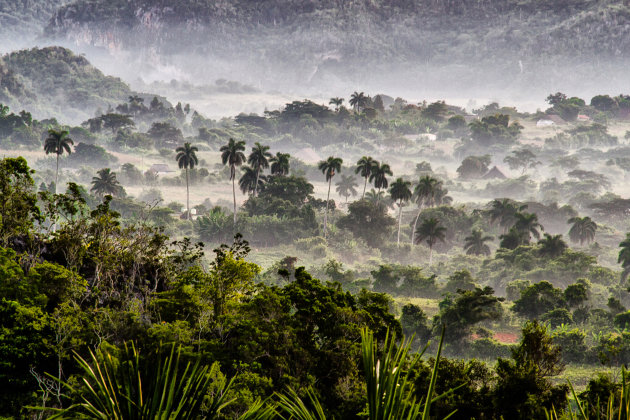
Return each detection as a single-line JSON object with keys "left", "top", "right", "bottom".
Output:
{"left": 3, "top": 39, "right": 630, "bottom": 418}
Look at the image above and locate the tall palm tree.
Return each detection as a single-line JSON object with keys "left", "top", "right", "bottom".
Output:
{"left": 513, "top": 212, "right": 544, "bottom": 243}
{"left": 220, "top": 138, "right": 246, "bottom": 225}
{"left": 411, "top": 176, "right": 440, "bottom": 245}
{"left": 329, "top": 97, "right": 344, "bottom": 110}
{"left": 318, "top": 156, "right": 343, "bottom": 239}
{"left": 390, "top": 178, "right": 412, "bottom": 246}
{"left": 349, "top": 91, "right": 367, "bottom": 112}
{"left": 414, "top": 217, "right": 447, "bottom": 264}
{"left": 247, "top": 142, "right": 271, "bottom": 196}
{"left": 335, "top": 174, "right": 358, "bottom": 204}
{"left": 44, "top": 129, "right": 74, "bottom": 194}
{"left": 538, "top": 233, "right": 568, "bottom": 258}
{"left": 91, "top": 168, "right": 122, "bottom": 198}
{"left": 369, "top": 162, "right": 393, "bottom": 198}
{"left": 355, "top": 156, "right": 378, "bottom": 199}
{"left": 270, "top": 152, "right": 291, "bottom": 176}
{"left": 487, "top": 198, "right": 527, "bottom": 233}
{"left": 175, "top": 142, "right": 198, "bottom": 220}
{"left": 567, "top": 216, "right": 597, "bottom": 246}
{"left": 464, "top": 229, "right": 494, "bottom": 256}
{"left": 239, "top": 165, "right": 265, "bottom": 195}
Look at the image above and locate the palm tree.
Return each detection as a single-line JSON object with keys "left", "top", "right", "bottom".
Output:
{"left": 487, "top": 198, "right": 527, "bottom": 233}
{"left": 270, "top": 152, "right": 291, "bottom": 176}
{"left": 619, "top": 233, "right": 630, "bottom": 280}
{"left": 349, "top": 91, "right": 367, "bottom": 112}
{"left": 220, "top": 138, "right": 246, "bottom": 225}
{"left": 318, "top": 156, "right": 343, "bottom": 239}
{"left": 499, "top": 227, "right": 524, "bottom": 250}
{"left": 329, "top": 97, "right": 344, "bottom": 110}
{"left": 369, "top": 162, "right": 393, "bottom": 198}
{"left": 568, "top": 216, "right": 597, "bottom": 246}
{"left": 248, "top": 142, "right": 271, "bottom": 196}
{"left": 239, "top": 165, "right": 265, "bottom": 195}
{"left": 513, "top": 212, "right": 544, "bottom": 243}
{"left": 414, "top": 217, "right": 446, "bottom": 264}
{"left": 91, "top": 168, "right": 122, "bottom": 198}
{"left": 365, "top": 189, "right": 392, "bottom": 212}
{"left": 411, "top": 176, "right": 440, "bottom": 245}
{"left": 355, "top": 156, "right": 378, "bottom": 199}
{"left": 464, "top": 229, "right": 494, "bottom": 256}
{"left": 390, "top": 178, "right": 413, "bottom": 246}
{"left": 44, "top": 129, "right": 74, "bottom": 194}
{"left": 538, "top": 233, "right": 568, "bottom": 258}
{"left": 335, "top": 174, "right": 358, "bottom": 204}
{"left": 175, "top": 142, "right": 198, "bottom": 220}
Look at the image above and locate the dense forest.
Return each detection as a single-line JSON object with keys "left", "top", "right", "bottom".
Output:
{"left": 2, "top": 0, "right": 630, "bottom": 416}
{"left": 2, "top": 41, "right": 630, "bottom": 418}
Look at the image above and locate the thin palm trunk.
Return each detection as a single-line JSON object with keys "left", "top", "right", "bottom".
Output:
{"left": 429, "top": 246, "right": 433, "bottom": 265}
{"left": 397, "top": 199, "right": 403, "bottom": 246}
{"left": 185, "top": 167, "right": 190, "bottom": 220}
{"left": 232, "top": 168, "right": 237, "bottom": 226}
{"left": 254, "top": 166, "right": 260, "bottom": 197}
{"left": 362, "top": 175, "right": 368, "bottom": 199}
{"left": 55, "top": 153, "right": 59, "bottom": 194}
{"left": 324, "top": 178, "right": 332, "bottom": 239}
{"left": 411, "top": 206, "right": 422, "bottom": 245}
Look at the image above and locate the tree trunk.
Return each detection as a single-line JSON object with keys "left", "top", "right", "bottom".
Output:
{"left": 324, "top": 178, "right": 331, "bottom": 239}
{"left": 362, "top": 175, "right": 368, "bottom": 199}
{"left": 186, "top": 167, "right": 190, "bottom": 220}
{"left": 232, "top": 169, "right": 237, "bottom": 226}
{"left": 411, "top": 206, "right": 423, "bottom": 245}
{"left": 429, "top": 246, "right": 433, "bottom": 265}
{"left": 254, "top": 166, "right": 260, "bottom": 197}
{"left": 55, "top": 153, "right": 59, "bottom": 194}
{"left": 397, "top": 199, "right": 403, "bottom": 246}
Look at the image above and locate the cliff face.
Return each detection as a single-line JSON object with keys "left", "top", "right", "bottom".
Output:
{"left": 42, "top": 0, "right": 630, "bottom": 64}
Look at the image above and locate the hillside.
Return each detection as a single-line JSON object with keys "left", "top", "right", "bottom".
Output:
{"left": 0, "top": 46, "right": 132, "bottom": 122}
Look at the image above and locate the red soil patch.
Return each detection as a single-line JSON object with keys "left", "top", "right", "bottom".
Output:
{"left": 493, "top": 332, "right": 518, "bottom": 344}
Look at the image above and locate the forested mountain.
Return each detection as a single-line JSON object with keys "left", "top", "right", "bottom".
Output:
{"left": 38, "top": 0, "right": 630, "bottom": 95}
{"left": 0, "top": 46, "right": 132, "bottom": 121}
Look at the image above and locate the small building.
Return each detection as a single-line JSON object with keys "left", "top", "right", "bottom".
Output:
{"left": 483, "top": 166, "right": 507, "bottom": 180}
{"left": 547, "top": 114, "right": 567, "bottom": 125}
{"left": 577, "top": 114, "right": 591, "bottom": 121}
{"left": 536, "top": 119, "right": 554, "bottom": 127}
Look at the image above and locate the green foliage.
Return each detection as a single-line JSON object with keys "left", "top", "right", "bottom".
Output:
{"left": 494, "top": 321, "right": 568, "bottom": 419}
{"left": 49, "top": 343, "right": 232, "bottom": 419}
{"left": 337, "top": 200, "right": 396, "bottom": 248}
{"left": 0, "top": 157, "right": 40, "bottom": 245}
{"left": 434, "top": 286, "right": 504, "bottom": 343}
{"left": 468, "top": 114, "right": 522, "bottom": 146}
{"left": 371, "top": 264, "right": 437, "bottom": 297}
{"left": 513, "top": 281, "right": 566, "bottom": 319}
